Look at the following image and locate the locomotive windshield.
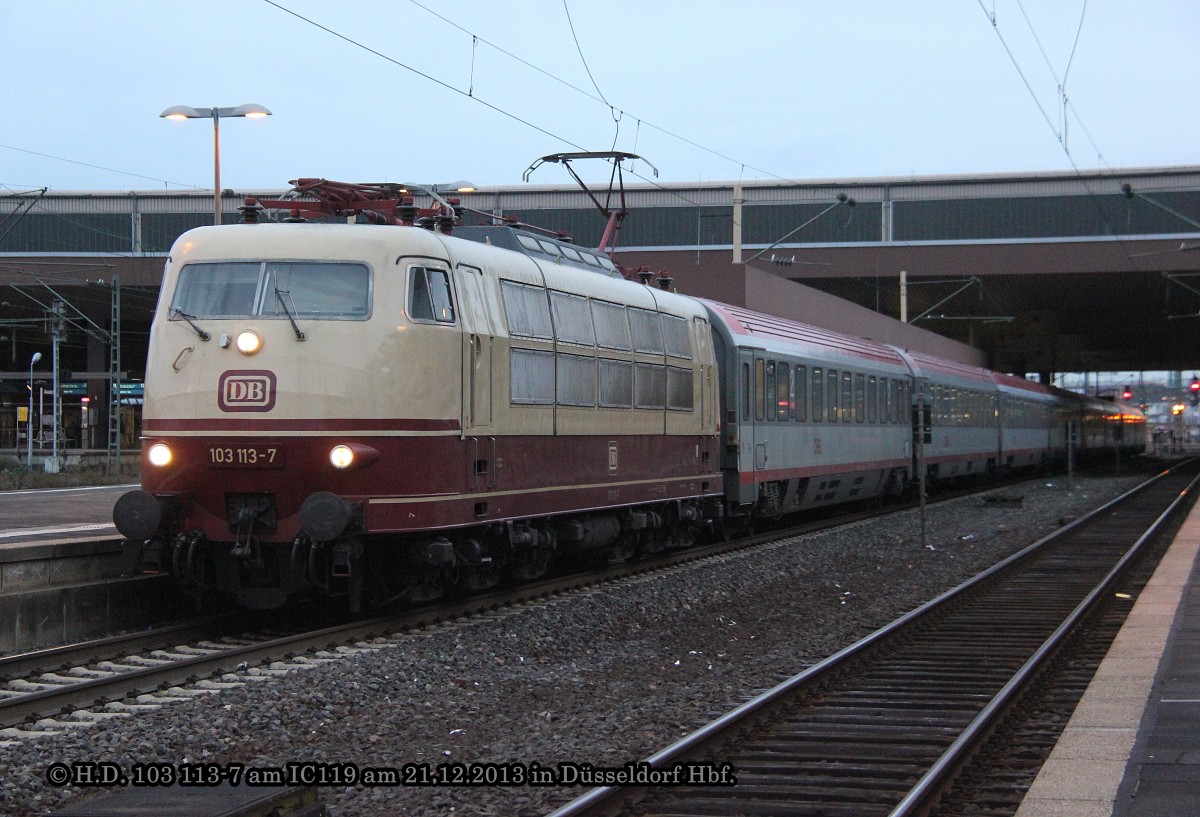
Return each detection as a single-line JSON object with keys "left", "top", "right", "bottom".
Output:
{"left": 170, "top": 261, "right": 370, "bottom": 319}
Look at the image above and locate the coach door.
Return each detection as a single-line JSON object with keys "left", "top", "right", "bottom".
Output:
{"left": 455, "top": 265, "right": 494, "bottom": 432}
{"left": 738, "top": 348, "right": 767, "bottom": 474}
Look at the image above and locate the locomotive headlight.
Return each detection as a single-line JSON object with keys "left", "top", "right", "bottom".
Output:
{"left": 330, "top": 445, "right": 355, "bottom": 469}
{"left": 236, "top": 330, "right": 262, "bottom": 355}
{"left": 147, "top": 443, "right": 173, "bottom": 467}
{"left": 327, "top": 443, "right": 379, "bottom": 471}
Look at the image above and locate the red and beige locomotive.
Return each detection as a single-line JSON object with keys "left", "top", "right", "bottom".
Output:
{"left": 114, "top": 180, "right": 1144, "bottom": 610}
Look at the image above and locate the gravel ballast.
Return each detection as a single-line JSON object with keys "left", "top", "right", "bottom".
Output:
{"left": 0, "top": 475, "right": 1148, "bottom": 816}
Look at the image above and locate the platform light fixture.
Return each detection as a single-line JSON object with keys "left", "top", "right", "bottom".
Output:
{"left": 27, "top": 351, "right": 41, "bottom": 468}
{"left": 160, "top": 103, "right": 272, "bottom": 225}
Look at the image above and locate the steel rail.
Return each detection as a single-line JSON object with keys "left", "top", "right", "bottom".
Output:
{"left": 545, "top": 461, "right": 1195, "bottom": 817}
{"left": 887, "top": 465, "right": 1200, "bottom": 817}
{"left": 0, "top": 617, "right": 236, "bottom": 682}
{"left": 2, "top": 468, "right": 1156, "bottom": 733}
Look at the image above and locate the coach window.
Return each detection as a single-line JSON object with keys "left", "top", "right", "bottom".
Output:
{"left": 765, "top": 361, "right": 776, "bottom": 421}
{"left": 827, "top": 369, "right": 839, "bottom": 423}
{"left": 778, "top": 363, "right": 791, "bottom": 420}
{"left": 842, "top": 372, "right": 853, "bottom": 423}
{"left": 795, "top": 365, "right": 807, "bottom": 422}
{"left": 867, "top": 376, "right": 878, "bottom": 423}
{"left": 741, "top": 362, "right": 751, "bottom": 420}
{"left": 754, "top": 359, "right": 766, "bottom": 422}
{"left": 408, "top": 267, "right": 455, "bottom": 323}
{"left": 811, "top": 367, "right": 823, "bottom": 422}
{"left": 854, "top": 374, "right": 865, "bottom": 422}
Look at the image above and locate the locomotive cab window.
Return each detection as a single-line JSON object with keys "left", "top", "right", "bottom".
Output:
{"left": 172, "top": 261, "right": 370, "bottom": 319}
{"left": 408, "top": 267, "right": 455, "bottom": 323}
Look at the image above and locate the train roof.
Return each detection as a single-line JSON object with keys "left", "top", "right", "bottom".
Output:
{"left": 701, "top": 300, "right": 909, "bottom": 369}
{"left": 452, "top": 225, "right": 623, "bottom": 279}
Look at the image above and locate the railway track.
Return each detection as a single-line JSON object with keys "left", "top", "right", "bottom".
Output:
{"left": 545, "top": 461, "right": 1200, "bottom": 817}
{"left": 0, "top": 468, "right": 1157, "bottom": 742}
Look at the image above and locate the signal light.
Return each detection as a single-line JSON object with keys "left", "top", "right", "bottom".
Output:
{"left": 1190, "top": 376, "right": 1200, "bottom": 407}
{"left": 1121, "top": 386, "right": 1133, "bottom": 401}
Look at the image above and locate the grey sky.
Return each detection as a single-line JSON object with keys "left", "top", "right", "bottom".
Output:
{"left": 1, "top": 0, "right": 1197, "bottom": 194}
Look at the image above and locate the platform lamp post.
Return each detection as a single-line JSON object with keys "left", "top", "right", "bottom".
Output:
{"left": 27, "top": 351, "right": 41, "bottom": 468}
{"left": 159, "top": 104, "right": 272, "bottom": 225}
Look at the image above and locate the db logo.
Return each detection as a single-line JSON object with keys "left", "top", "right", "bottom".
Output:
{"left": 218, "top": 370, "right": 277, "bottom": 412}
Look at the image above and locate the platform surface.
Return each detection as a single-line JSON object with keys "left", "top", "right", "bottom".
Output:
{"left": 1016, "top": 492, "right": 1200, "bottom": 817}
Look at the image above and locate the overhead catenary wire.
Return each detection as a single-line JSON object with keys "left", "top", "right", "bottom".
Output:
{"left": 0, "top": 143, "right": 201, "bottom": 190}
{"left": 976, "top": 1, "right": 1141, "bottom": 275}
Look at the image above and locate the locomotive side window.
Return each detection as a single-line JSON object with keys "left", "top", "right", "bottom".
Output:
{"left": 600, "top": 360, "right": 633, "bottom": 408}
{"left": 667, "top": 367, "right": 694, "bottom": 411}
{"left": 661, "top": 315, "right": 692, "bottom": 359}
{"left": 811, "top": 368, "right": 823, "bottom": 422}
{"left": 592, "top": 300, "right": 632, "bottom": 350}
{"left": 510, "top": 348, "right": 554, "bottom": 404}
{"left": 550, "top": 291, "right": 595, "bottom": 346}
{"left": 629, "top": 308, "right": 664, "bottom": 354}
{"left": 635, "top": 364, "right": 667, "bottom": 409}
{"left": 795, "top": 365, "right": 807, "bottom": 422}
{"left": 408, "top": 267, "right": 454, "bottom": 323}
{"left": 556, "top": 353, "right": 596, "bottom": 406}
{"left": 500, "top": 281, "right": 553, "bottom": 339}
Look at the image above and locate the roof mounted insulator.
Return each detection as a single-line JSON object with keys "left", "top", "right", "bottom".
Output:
{"left": 657, "top": 275, "right": 673, "bottom": 291}
{"left": 637, "top": 268, "right": 655, "bottom": 285}
{"left": 239, "top": 197, "right": 264, "bottom": 224}
{"left": 282, "top": 208, "right": 307, "bottom": 223}
{"left": 398, "top": 195, "right": 419, "bottom": 226}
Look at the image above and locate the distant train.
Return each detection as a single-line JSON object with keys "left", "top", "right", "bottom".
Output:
{"left": 114, "top": 181, "right": 1144, "bottom": 610}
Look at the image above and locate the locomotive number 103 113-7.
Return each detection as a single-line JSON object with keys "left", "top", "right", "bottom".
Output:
{"left": 207, "top": 446, "right": 283, "bottom": 467}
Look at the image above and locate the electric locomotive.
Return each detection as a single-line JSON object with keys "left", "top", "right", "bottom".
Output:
{"left": 114, "top": 184, "right": 723, "bottom": 610}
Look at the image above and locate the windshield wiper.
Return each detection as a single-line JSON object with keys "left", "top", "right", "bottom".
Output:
{"left": 168, "top": 308, "right": 210, "bottom": 341}
{"left": 275, "top": 287, "right": 306, "bottom": 341}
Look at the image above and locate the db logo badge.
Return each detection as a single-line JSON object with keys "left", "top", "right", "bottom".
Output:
{"left": 218, "top": 370, "right": 277, "bottom": 412}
